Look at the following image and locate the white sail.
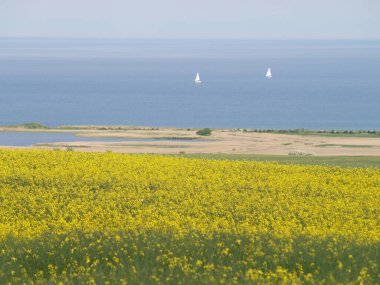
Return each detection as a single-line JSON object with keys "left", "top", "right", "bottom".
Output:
{"left": 195, "top": 72, "right": 202, "bottom": 83}
{"left": 266, "top": 68, "right": 272, "bottom": 79}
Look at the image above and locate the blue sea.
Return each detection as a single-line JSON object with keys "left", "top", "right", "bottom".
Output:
{"left": 0, "top": 38, "right": 380, "bottom": 130}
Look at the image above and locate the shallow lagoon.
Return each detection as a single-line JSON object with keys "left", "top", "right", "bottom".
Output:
{"left": 0, "top": 131, "right": 199, "bottom": 146}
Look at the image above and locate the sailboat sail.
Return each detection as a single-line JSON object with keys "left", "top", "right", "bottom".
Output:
{"left": 195, "top": 72, "right": 202, "bottom": 83}
{"left": 266, "top": 68, "right": 272, "bottom": 78}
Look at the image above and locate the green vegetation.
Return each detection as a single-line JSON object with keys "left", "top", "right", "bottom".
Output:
{"left": 4, "top": 122, "right": 49, "bottom": 129}
{"left": 315, "top": 144, "right": 374, "bottom": 148}
{"left": 196, "top": 128, "right": 212, "bottom": 136}
{"left": 180, "top": 153, "right": 380, "bottom": 168}
{"left": 153, "top": 137, "right": 200, "bottom": 140}
{"left": 2, "top": 231, "right": 379, "bottom": 284}
{"left": 242, "top": 128, "right": 380, "bottom": 137}
{"left": 57, "top": 126, "right": 160, "bottom": 131}
{"left": 288, "top": 151, "right": 314, "bottom": 156}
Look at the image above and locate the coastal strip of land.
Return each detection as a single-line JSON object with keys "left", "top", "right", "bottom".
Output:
{"left": 1, "top": 125, "right": 380, "bottom": 160}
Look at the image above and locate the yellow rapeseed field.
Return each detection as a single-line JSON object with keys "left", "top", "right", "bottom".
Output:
{"left": 0, "top": 149, "right": 379, "bottom": 284}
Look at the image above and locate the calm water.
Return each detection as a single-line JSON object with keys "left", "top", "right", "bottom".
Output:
{"left": 1, "top": 38, "right": 380, "bottom": 130}
{"left": 0, "top": 131, "right": 201, "bottom": 147}
{"left": 0, "top": 132, "right": 128, "bottom": 146}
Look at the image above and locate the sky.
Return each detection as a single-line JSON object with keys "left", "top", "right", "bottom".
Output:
{"left": 1, "top": 0, "right": 380, "bottom": 39}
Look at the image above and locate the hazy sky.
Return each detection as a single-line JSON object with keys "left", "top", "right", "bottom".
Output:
{"left": 1, "top": 0, "right": 379, "bottom": 39}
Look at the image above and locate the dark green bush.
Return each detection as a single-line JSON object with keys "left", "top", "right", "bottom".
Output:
{"left": 196, "top": 128, "right": 212, "bottom": 136}
{"left": 22, "top": 122, "right": 48, "bottom": 129}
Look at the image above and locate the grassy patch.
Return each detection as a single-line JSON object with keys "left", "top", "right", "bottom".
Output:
{"left": 180, "top": 153, "right": 380, "bottom": 168}
{"left": 2, "top": 122, "right": 49, "bottom": 129}
{"left": 315, "top": 144, "right": 374, "bottom": 148}
{"left": 242, "top": 129, "right": 380, "bottom": 137}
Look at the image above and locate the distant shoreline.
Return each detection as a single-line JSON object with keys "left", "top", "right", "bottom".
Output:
{"left": 1, "top": 123, "right": 380, "bottom": 157}
{"left": 1, "top": 123, "right": 380, "bottom": 138}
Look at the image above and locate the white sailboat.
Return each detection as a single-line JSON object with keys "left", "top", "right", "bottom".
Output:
{"left": 266, "top": 68, "right": 272, "bottom": 79}
{"left": 194, "top": 72, "right": 202, "bottom": 84}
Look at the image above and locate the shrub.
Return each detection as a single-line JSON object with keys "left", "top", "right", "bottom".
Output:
{"left": 22, "top": 122, "right": 48, "bottom": 129}
{"left": 196, "top": 128, "right": 212, "bottom": 136}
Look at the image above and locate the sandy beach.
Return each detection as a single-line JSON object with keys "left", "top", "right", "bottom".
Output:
{"left": 2, "top": 126, "right": 380, "bottom": 156}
